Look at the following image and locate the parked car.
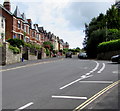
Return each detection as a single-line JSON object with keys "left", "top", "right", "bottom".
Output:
{"left": 78, "top": 52, "right": 87, "bottom": 59}
{"left": 65, "top": 52, "right": 72, "bottom": 58}
{"left": 111, "top": 54, "right": 120, "bottom": 63}
{"left": 52, "top": 54, "right": 57, "bottom": 57}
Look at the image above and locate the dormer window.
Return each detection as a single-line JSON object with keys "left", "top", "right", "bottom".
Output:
{"left": 18, "top": 20, "right": 21, "bottom": 28}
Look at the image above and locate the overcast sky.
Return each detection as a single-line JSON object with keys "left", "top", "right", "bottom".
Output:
{"left": 1, "top": 0, "right": 115, "bottom": 48}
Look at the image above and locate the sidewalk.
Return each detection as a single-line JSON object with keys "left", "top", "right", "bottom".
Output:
{"left": 85, "top": 83, "right": 120, "bottom": 110}
{"left": 1, "top": 56, "right": 64, "bottom": 70}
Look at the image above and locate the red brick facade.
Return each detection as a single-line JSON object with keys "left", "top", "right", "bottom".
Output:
{"left": 1, "top": 0, "right": 69, "bottom": 49}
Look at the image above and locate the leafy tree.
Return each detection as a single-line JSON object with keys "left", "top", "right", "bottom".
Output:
{"left": 43, "top": 41, "right": 54, "bottom": 51}
{"left": 83, "top": 4, "right": 120, "bottom": 58}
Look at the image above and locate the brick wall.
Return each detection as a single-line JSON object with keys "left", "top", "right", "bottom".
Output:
{"left": 2, "top": 8, "right": 13, "bottom": 40}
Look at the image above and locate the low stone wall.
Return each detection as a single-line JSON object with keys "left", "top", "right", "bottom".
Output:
{"left": 0, "top": 47, "right": 2, "bottom": 65}
{"left": 5, "top": 42, "right": 22, "bottom": 64}
{"left": 29, "top": 54, "right": 37, "bottom": 60}
{"left": 0, "top": 42, "right": 22, "bottom": 65}
{"left": 97, "top": 50, "right": 120, "bottom": 60}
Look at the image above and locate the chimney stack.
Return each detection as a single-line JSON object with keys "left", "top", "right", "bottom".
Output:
{"left": 3, "top": 0, "right": 11, "bottom": 11}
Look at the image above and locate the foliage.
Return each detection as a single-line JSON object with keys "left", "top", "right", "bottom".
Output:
{"left": 43, "top": 41, "right": 54, "bottom": 51}
{"left": 24, "top": 43, "right": 41, "bottom": 50}
{"left": 9, "top": 45, "right": 20, "bottom": 54}
{"left": 63, "top": 48, "right": 69, "bottom": 54}
{"left": 83, "top": 5, "right": 120, "bottom": 58}
{"left": 0, "top": 43, "right": 3, "bottom": 47}
{"left": 98, "top": 39, "right": 120, "bottom": 53}
{"left": 7, "top": 38, "right": 24, "bottom": 48}
{"left": 45, "top": 48, "right": 50, "bottom": 56}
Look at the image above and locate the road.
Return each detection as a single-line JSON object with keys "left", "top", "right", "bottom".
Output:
{"left": 1, "top": 56, "right": 119, "bottom": 110}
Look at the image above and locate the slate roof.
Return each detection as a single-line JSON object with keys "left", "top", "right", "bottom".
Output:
{"left": 13, "top": 6, "right": 22, "bottom": 19}
{"left": 21, "top": 13, "right": 28, "bottom": 24}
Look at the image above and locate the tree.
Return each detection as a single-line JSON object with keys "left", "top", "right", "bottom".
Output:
{"left": 83, "top": 4, "right": 120, "bottom": 58}
{"left": 43, "top": 41, "right": 54, "bottom": 51}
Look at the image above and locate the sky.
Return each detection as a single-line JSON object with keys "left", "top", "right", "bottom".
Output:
{"left": 1, "top": 0, "right": 115, "bottom": 49}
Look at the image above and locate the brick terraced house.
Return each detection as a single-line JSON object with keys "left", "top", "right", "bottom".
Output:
{"left": 1, "top": 0, "right": 69, "bottom": 50}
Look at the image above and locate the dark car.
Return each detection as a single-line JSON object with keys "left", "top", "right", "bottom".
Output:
{"left": 78, "top": 52, "right": 87, "bottom": 59}
{"left": 65, "top": 52, "right": 72, "bottom": 58}
{"left": 111, "top": 54, "right": 120, "bottom": 63}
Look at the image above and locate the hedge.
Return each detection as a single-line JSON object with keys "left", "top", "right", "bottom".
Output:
{"left": 24, "top": 43, "right": 41, "bottom": 50}
{"left": 98, "top": 39, "right": 120, "bottom": 53}
{"left": 9, "top": 45, "right": 20, "bottom": 54}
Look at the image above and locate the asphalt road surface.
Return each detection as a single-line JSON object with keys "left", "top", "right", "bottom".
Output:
{"left": 1, "top": 56, "right": 119, "bottom": 110}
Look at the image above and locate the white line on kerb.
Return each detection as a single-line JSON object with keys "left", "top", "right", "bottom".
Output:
{"left": 16, "top": 102, "right": 33, "bottom": 111}
{"left": 52, "top": 96, "right": 87, "bottom": 100}
{"left": 97, "top": 63, "right": 105, "bottom": 73}
{"left": 79, "top": 81, "right": 113, "bottom": 84}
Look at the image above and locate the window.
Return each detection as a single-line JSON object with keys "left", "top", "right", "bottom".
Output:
{"left": 18, "top": 20, "right": 21, "bottom": 28}
{"left": 18, "top": 34, "right": 21, "bottom": 39}
{"left": 22, "top": 23, "right": 24, "bottom": 30}
{"left": 24, "top": 25, "right": 26, "bottom": 32}
{"left": 1, "top": 19, "right": 4, "bottom": 28}
{"left": 1, "top": 33, "right": 4, "bottom": 40}
{"left": 32, "top": 31, "right": 35, "bottom": 37}
{"left": 13, "top": 34, "right": 16, "bottom": 39}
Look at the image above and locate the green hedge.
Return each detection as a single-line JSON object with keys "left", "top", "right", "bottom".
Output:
{"left": 24, "top": 43, "right": 41, "bottom": 50}
{"left": 9, "top": 45, "right": 20, "bottom": 54}
{"left": 98, "top": 39, "right": 120, "bottom": 53}
{"left": 7, "top": 38, "right": 24, "bottom": 48}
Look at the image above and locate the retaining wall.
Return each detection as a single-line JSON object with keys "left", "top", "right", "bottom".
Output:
{"left": 97, "top": 50, "right": 120, "bottom": 60}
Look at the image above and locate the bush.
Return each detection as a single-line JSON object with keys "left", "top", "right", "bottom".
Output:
{"left": 45, "top": 48, "right": 50, "bottom": 56}
{"left": 9, "top": 45, "right": 20, "bottom": 54}
{"left": 24, "top": 43, "right": 41, "bottom": 50}
{"left": 7, "top": 38, "right": 24, "bottom": 48}
{"left": 98, "top": 39, "right": 120, "bottom": 53}
{"left": 0, "top": 43, "right": 3, "bottom": 47}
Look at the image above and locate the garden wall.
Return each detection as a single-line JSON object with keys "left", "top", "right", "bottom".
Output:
{"left": 5, "top": 42, "right": 22, "bottom": 65}
{"left": 97, "top": 50, "right": 120, "bottom": 60}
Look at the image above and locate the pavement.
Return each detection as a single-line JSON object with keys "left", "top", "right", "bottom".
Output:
{"left": 1, "top": 56, "right": 64, "bottom": 70}
{"left": 1, "top": 56, "right": 120, "bottom": 110}
{"left": 83, "top": 82, "right": 120, "bottom": 110}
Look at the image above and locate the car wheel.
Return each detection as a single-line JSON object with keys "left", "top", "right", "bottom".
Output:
{"left": 118, "top": 59, "right": 120, "bottom": 64}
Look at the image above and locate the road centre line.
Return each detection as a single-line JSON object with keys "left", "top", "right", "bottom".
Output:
{"left": 73, "top": 80, "right": 120, "bottom": 111}
{"left": 0, "top": 59, "right": 63, "bottom": 72}
{"left": 79, "top": 81, "right": 113, "bottom": 84}
{"left": 85, "top": 61, "right": 99, "bottom": 75}
{"left": 60, "top": 61, "right": 99, "bottom": 90}
{"left": 15, "top": 102, "right": 33, "bottom": 111}
{"left": 52, "top": 96, "right": 87, "bottom": 100}
{"left": 97, "top": 63, "right": 105, "bottom": 73}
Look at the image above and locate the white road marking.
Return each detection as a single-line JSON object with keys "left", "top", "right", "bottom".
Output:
{"left": 97, "top": 63, "right": 105, "bottom": 73}
{"left": 60, "top": 61, "right": 99, "bottom": 90}
{"left": 60, "top": 75, "right": 93, "bottom": 90}
{"left": 16, "top": 102, "right": 33, "bottom": 110}
{"left": 81, "top": 75, "right": 93, "bottom": 79}
{"left": 52, "top": 96, "right": 87, "bottom": 100}
{"left": 79, "top": 81, "right": 113, "bottom": 84}
{"left": 85, "top": 61, "right": 99, "bottom": 76}
{"left": 112, "top": 71, "right": 118, "bottom": 74}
